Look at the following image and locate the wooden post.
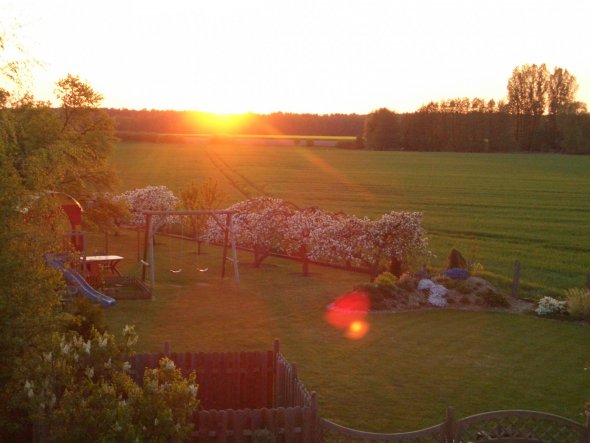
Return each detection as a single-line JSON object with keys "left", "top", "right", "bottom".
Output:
{"left": 142, "top": 216, "right": 151, "bottom": 282}
{"left": 511, "top": 260, "right": 521, "bottom": 298}
{"left": 445, "top": 406, "right": 455, "bottom": 442}
{"left": 221, "top": 213, "right": 230, "bottom": 278}
{"left": 586, "top": 272, "right": 590, "bottom": 291}
{"left": 136, "top": 226, "right": 141, "bottom": 261}
{"left": 301, "top": 244, "right": 309, "bottom": 276}
{"left": 147, "top": 215, "right": 156, "bottom": 300}
{"left": 273, "top": 339, "right": 280, "bottom": 408}
{"left": 311, "top": 391, "right": 319, "bottom": 443}
{"left": 229, "top": 214, "right": 240, "bottom": 286}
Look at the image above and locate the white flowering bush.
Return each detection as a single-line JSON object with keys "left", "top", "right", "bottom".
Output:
{"left": 535, "top": 296, "right": 567, "bottom": 316}
{"left": 113, "top": 185, "right": 179, "bottom": 227}
{"left": 205, "top": 197, "right": 430, "bottom": 271}
{"left": 19, "top": 326, "right": 198, "bottom": 442}
{"left": 205, "top": 197, "right": 296, "bottom": 266}
{"left": 428, "top": 284, "right": 448, "bottom": 307}
{"left": 418, "top": 279, "right": 448, "bottom": 307}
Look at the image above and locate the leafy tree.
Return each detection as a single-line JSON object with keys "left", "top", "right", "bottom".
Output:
{"left": 363, "top": 108, "right": 401, "bottom": 150}
{"left": 0, "top": 36, "right": 199, "bottom": 440}
{"left": 548, "top": 67, "right": 579, "bottom": 150}
{"left": 179, "top": 178, "right": 226, "bottom": 253}
{"left": 507, "top": 63, "right": 549, "bottom": 151}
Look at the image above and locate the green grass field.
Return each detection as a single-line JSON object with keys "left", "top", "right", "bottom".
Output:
{"left": 100, "top": 229, "right": 590, "bottom": 432}
{"left": 111, "top": 142, "right": 590, "bottom": 298}
{"left": 101, "top": 142, "right": 590, "bottom": 432}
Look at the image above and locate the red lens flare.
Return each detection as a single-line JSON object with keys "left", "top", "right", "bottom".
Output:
{"left": 325, "top": 291, "right": 370, "bottom": 339}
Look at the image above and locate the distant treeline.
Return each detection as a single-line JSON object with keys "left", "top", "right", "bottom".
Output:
{"left": 365, "top": 102, "right": 590, "bottom": 154}
{"left": 108, "top": 107, "right": 590, "bottom": 153}
{"left": 109, "top": 64, "right": 590, "bottom": 154}
{"left": 106, "top": 109, "right": 365, "bottom": 137}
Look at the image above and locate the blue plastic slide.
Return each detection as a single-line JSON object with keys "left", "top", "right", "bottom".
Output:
{"left": 46, "top": 255, "right": 116, "bottom": 308}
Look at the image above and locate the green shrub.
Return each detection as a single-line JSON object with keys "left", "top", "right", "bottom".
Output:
{"left": 396, "top": 274, "right": 417, "bottom": 291}
{"left": 254, "top": 429, "right": 277, "bottom": 443}
{"left": 20, "top": 327, "right": 198, "bottom": 443}
{"left": 565, "top": 288, "right": 590, "bottom": 321}
{"left": 64, "top": 296, "right": 107, "bottom": 339}
{"left": 374, "top": 271, "right": 397, "bottom": 286}
{"left": 480, "top": 289, "right": 510, "bottom": 308}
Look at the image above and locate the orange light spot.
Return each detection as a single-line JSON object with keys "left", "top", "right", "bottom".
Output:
{"left": 346, "top": 320, "right": 369, "bottom": 340}
{"left": 325, "top": 291, "right": 371, "bottom": 340}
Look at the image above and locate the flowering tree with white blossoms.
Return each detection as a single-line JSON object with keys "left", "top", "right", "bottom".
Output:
{"left": 19, "top": 326, "right": 198, "bottom": 443}
{"left": 283, "top": 207, "right": 337, "bottom": 274}
{"left": 371, "top": 211, "right": 430, "bottom": 276}
{"left": 206, "top": 197, "right": 430, "bottom": 274}
{"left": 205, "top": 197, "right": 296, "bottom": 267}
{"left": 307, "top": 213, "right": 374, "bottom": 268}
{"left": 113, "top": 185, "right": 179, "bottom": 227}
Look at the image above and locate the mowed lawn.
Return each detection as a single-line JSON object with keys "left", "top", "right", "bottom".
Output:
{"left": 103, "top": 230, "right": 590, "bottom": 432}
{"left": 112, "top": 142, "right": 590, "bottom": 298}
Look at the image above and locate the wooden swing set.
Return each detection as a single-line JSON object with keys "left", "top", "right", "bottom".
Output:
{"left": 141, "top": 210, "right": 239, "bottom": 298}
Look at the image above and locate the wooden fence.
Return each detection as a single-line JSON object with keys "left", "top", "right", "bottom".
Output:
{"left": 128, "top": 344, "right": 589, "bottom": 442}
{"left": 128, "top": 340, "right": 318, "bottom": 442}
{"left": 319, "top": 406, "right": 590, "bottom": 442}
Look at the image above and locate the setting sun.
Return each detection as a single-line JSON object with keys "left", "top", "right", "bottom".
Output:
{"left": 193, "top": 112, "right": 248, "bottom": 134}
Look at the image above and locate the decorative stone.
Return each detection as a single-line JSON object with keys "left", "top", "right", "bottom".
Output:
{"left": 448, "top": 248, "right": 467, "bottom": 269}
{"left": 442, "top": 268, "right": 470, "bottom": 280}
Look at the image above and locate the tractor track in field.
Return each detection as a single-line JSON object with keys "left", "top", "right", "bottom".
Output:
{"left": 206, "top": 151, "right": 270, "bottom": 199}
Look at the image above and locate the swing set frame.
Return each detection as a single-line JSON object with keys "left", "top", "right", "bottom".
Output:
{"left": 141, "top": 210, "right": 239, "bottom": 299}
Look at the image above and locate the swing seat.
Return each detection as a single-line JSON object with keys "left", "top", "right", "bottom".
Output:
{"left": 197, "top": 267, "right": 209, "bottom": 272}
{"left": 170, "top": 268, "right": 183, "bottom": 273}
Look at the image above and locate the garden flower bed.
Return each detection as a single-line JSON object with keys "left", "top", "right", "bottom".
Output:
{"left": 353, "top": 273, "right": 535, "bottom": 314}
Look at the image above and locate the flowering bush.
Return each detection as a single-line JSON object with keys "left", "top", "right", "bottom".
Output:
{"left": 428, "top": 284, "right": 448, "bottom": 307}
{"left": 205, "top": 197, "right": 296, "bottom": 266}
{"left": 374, "top": 271, "right": 397, "bottom": 286}
{"left": 418, "top": 279, "right": 448, "bottom": 307}
{"left": 19, "top": 326, "right": 198, "bottom": 442}
{"left": 441, "top": 268, "right": 470, "bottom": 280}
{"left": 535, "top": 296, "right": 567, "bottom": 316}
{"left": 113, "top": 185, "right": 179, "bottom": 227}
{"left": 206, "top": 197, "right": 430, "bottom": 272}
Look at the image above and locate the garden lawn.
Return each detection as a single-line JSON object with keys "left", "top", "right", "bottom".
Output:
{"left": 102, "top": 230, "right": 590, "bottom": 433}
{"left": 112, "top": 142, "right": 590, "bottom": 299}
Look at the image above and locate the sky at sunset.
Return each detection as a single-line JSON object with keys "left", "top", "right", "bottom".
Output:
{"left": 3, "top": 0, "right": 590, "bottom": 114}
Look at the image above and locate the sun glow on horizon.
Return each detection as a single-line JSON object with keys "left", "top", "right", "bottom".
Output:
{"left": 4, "top": 0, "right": 590, "bottom": 114}
{"left": 193, "top": 111, "right": 250, "bottom": 134}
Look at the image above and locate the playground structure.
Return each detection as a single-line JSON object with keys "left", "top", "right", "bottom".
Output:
{"left": 141, "top": 210, "right": 240, "bottom": 298}
{"left": 45, "top": 191, "right": 122, "bottom": 307}
{"left": 46, "top": 254, "right": 116, "bottom": 308}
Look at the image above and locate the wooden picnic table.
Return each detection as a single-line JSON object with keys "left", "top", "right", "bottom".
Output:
{"left": 81, "top": 255, "right": 124, "bottom": 276}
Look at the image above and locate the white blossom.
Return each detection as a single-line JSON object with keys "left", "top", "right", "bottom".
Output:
{"left": 536, "top": 296, "right": 566, "bottom": 316}
{"left": 85, "top": 367, "right": 94, "bottom": 379}
{"left": 82, "top": 340, "right": 91, "bottom": 354}
{"left": 113, "top": 185, "right": 179, "bottom": 227}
